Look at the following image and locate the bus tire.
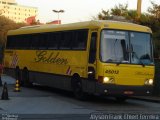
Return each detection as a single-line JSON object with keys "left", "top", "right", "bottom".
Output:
{"left": 71, "top": 75, "right": 87, "bottom": 100}
{"left": 116, "top": 96, "right": 128, "bottom": 102}
{"left": 22, "top": 68, "right": 32, "bottom": 87}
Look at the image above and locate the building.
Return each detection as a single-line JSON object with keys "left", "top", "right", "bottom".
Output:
{"left": 0, "top": 0, "right": 38, "bottom": 23}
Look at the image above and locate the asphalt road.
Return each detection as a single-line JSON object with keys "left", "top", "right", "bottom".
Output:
{"left": 0, "top": 75, "right": 160, "bottom": 120}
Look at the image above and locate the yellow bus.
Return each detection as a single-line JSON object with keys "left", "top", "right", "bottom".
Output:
{"left": 4, "top": 20, "right": 154, "bottom": 101}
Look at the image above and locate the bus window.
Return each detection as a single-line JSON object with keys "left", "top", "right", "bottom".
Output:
{"left": 72, "top": 29, "right": 88, "bottom": 50}
{"left": 39, "top": 33, "right": 48, "bottom": 50}
{"left": 130, "top": 32, "right": 153, "bottom": 65}
{"left": 31, "top": 34, "right": 40, "bottom": 49}
{"left": 18, "top": 35, "right": 31, "bottom": 49}
{"left": 15, "top": 35, "right": 22, "bottom": 49}
{"left": 47, "top": 32, "right": 59, "bottom": 50}
{"left": 59, "top": 31, "right": 72, "bottom": 50}
{"left": 7, "top": 35, "right": 30, "bottom": 49}
{"left": 100, "top": 30, "right": 129, "bottom": 63}
{"left": 6, "top": 36, "right": 15, "bottom": 49}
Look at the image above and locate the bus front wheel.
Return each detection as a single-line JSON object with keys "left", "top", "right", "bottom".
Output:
{"left": 71, "top": 76, "right": 86, "bottom": 100}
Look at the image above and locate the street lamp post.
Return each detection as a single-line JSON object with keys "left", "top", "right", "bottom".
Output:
{"left": 52, "top": 9, "right": 64, "bottom": 24}
{"left": 137, "top": 0, "right": 142, "bottom": 18}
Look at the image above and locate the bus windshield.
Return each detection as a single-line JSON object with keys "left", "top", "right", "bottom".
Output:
{"left": 100, "top": 30, "right": 154, "bottom": 65}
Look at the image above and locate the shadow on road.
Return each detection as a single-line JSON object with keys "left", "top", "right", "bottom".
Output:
{"left": 30, "top": 84, "right": 138, "bottom": 105}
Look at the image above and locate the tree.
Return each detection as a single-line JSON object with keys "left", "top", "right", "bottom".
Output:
{"left": 98, "top": 9, "right": 110, "bottom": 20}
{"left": 0, "top": 16, "right": 27, "bottom": 63}
{"left": 126, "top": 10, "right": 138, "bottom": 21}
{"left": 0, "top": 16, "right": 26, "bottom": 45}
{"left": 110, "top": 4, "right": 128, "bottom": 17}
{"left": 96, "top": 4, "right": 131, "bottom": 21}
{"left": 148, "top": 2, "right": 160, "bottom": 20}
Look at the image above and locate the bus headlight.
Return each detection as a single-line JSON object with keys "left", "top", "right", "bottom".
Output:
{"left": 103, "top": 77, "right": 115, "bottom": 84}
{"left": 145, "top": 79, "right": 153, "bottom": 85}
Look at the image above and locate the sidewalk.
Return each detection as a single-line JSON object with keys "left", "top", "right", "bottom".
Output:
{"left": 1, "top": 74, "right": 15, "bottom": 85}
{"left": 130, "top": 96, "right": 160, "bottom": 103}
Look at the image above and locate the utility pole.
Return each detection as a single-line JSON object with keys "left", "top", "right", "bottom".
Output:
{"left": 137, "top": 0, "right": 142, "bottom": 18}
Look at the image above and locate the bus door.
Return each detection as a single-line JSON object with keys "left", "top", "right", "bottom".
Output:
{"left": 87, "top": 31, "right": 97, "bottom": 93}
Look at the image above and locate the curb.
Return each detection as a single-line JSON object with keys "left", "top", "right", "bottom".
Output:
{"left": 130, "top": 97, "right": 160, "bottom": 103}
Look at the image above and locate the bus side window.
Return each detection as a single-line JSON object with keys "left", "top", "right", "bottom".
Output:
{"left": 72, "top": 29, "right": 88, "bottom": 50}
{"left": 47, "top": 32, "right": 58, "bottom": 50}
{"left": 89, "top": 32, "right": 97, "bottom": 64}
{"left": 39, "top": 33, "right": 46, "bottom": 49}
{"left": 59, "top": 31, "right": 72, "bottom": 50}
{"left": 20, "top": 35, "right": 31, "bottom": 49}
{"left": 7, "top": 36, "right": 15, "bottom": 49}
{"left": 15, "top": 35, "right": 21, "bottom": 49}
{"left": 31, "top": 34, "right": 39, "bottom": 49}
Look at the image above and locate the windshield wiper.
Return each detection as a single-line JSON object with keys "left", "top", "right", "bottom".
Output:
{"left": 132, "top": 52, "right": 145, "bottom": 67}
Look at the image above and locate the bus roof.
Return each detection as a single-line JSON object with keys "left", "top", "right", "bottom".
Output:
{"left": 7, "top": 20, "right": 152, "bottom": 35}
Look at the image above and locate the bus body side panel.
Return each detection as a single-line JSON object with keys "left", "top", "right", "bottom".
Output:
{"left": 29, "top": 71, "right": 72, "bottom": 91}
{"left": 3, "top": 50, "right": 88, "bottom": 91}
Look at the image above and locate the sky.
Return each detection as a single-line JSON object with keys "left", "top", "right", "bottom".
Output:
{"left": 16, "top": 0, "right": 160, "bottom": 24}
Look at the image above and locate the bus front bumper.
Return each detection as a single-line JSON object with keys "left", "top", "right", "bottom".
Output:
{"left": 95, "top": 83, "right": 153, "bottom": 96}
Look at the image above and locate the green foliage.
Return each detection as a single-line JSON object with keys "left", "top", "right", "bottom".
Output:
{"left": 126, "top": 10, "right": 138, "bottom": 21}
{"left": 111, "top": 4, "right": 128, "bottom": 17}
{"left": 148, "top": 2, "right": 160, "bottom": 20}
{"left": 98, "top": 9, "right": 110, "bottom": 20}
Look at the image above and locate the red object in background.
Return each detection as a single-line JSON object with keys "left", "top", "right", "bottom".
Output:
{"left": 48, "top": 20, "right": 61, "bottom": 24}
{"left": 26, "top": 16, "right": 36, "bottom": 24}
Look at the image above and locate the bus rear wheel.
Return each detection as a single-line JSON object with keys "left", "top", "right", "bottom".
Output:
{"left": 22, "top": 68, "right": 32, "bottom": 87}
{"left": 71, "top": 76, "right": 86, "bottom": 100}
